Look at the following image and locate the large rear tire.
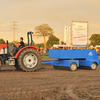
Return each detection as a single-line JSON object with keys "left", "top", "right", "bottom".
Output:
{"left": 18, "top": 49, "right": 41, "bottom": 72}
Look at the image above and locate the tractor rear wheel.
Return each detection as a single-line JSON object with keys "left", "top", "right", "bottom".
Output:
{"left": 18, "top": 49, "right": 41, "bottom": 72}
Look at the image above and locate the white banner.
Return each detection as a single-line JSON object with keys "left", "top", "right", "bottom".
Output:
{"left": 72, "top": 21, "right": 88, "bottom": 47}
{"left": 64, "top": 26, "right": 71, "bottom": 45}
{"left": 64, "top": 26, "right": 68, "bottom": 41}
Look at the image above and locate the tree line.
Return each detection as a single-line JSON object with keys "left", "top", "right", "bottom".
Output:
{"left": 0, "top": 23, "right": 99, "bottom": 47}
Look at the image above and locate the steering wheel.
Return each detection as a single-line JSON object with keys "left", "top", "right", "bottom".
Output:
{"left": 12, "top": 43, "right": 17, "bottom": 47}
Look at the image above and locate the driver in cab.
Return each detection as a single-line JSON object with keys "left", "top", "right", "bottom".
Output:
{"left": 10, "top": 37, "right": 25, "bottom": 57}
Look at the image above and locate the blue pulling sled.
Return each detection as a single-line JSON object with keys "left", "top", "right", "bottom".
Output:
{"left": 41, "top": 49, "right": 99, "bottom": 71}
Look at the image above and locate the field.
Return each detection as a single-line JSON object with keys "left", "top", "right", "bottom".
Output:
{"left": 0, "top": 61, "right": 100, "bottom": 100}
{"left": 41, "top": 56, "right": 49, "bottom": 59}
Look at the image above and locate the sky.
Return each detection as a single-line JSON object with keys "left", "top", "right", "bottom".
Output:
{"left": 0, "top": 0, "right": 100, "bottom": 43}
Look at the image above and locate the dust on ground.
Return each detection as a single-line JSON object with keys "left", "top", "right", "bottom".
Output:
{"left": 0, "top": 61, "right": 100, "bottom": 100}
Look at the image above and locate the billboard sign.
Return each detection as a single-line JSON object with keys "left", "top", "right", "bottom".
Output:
{"left": 72, "top": 21, "right": 88, "bottom": 47}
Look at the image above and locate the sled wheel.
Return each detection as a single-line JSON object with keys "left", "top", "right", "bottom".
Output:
{"left": 90, "top": 63, "right": 97, "bottom": 70}
{"left": 69, "top": 63, "right": 77, "bottom": 71}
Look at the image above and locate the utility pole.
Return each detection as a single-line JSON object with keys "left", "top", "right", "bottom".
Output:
{"left": 10, "top": 22, "right": 18, "bottom": 41}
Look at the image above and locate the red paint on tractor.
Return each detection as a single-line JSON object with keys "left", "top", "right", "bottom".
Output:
{"left": 0, "top": 44, "right": 7, "bottom": 50}
{"left": 15, "top": 46, "right": 39, "bottom": 59}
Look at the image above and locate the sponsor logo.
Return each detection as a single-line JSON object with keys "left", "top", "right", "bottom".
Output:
{"left": 89, "top": 52, "right": 93, "bottom": 56}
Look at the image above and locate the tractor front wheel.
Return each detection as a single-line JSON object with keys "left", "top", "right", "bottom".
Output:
{"left": 18, "top": 49, "right": 41, "bottom": 72}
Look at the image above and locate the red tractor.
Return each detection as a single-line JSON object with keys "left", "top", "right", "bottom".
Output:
{"left": 0, "top": 32, "right": 41, "bottom": 72}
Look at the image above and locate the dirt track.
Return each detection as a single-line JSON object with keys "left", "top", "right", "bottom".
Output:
{"left": 0, "top": 62, "right": 100, "bottom": 100}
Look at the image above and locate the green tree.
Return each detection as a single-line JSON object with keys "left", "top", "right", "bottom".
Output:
{"left": 8, "top": 42, "right": 13, "bottom": 46}
{"left": 89, "top": 34, "right": 100, "bottom": 45}
{"left": 34, "top": 43, "right": 44, "bottom": 47}
{"left": 0, "top": 39, "right": 5, "bottom": 44}
{"left": 8, "top": 40, "right": 20, "bottom": 46}
{"left": 47, "top": 35, "right": 59, "bottom": 47}
{"left": 13, "top": 40, "right": 19, "bottom": 44}
{"left": 61, "top": 41, "right": 66, "bottom": 45}
{"left": 34, "top": 23, "right": 53, "bottom": 49}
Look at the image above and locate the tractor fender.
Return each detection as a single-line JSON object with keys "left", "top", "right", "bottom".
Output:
{"left": 15, "top": 46, "right": 39, "bottom": 59}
